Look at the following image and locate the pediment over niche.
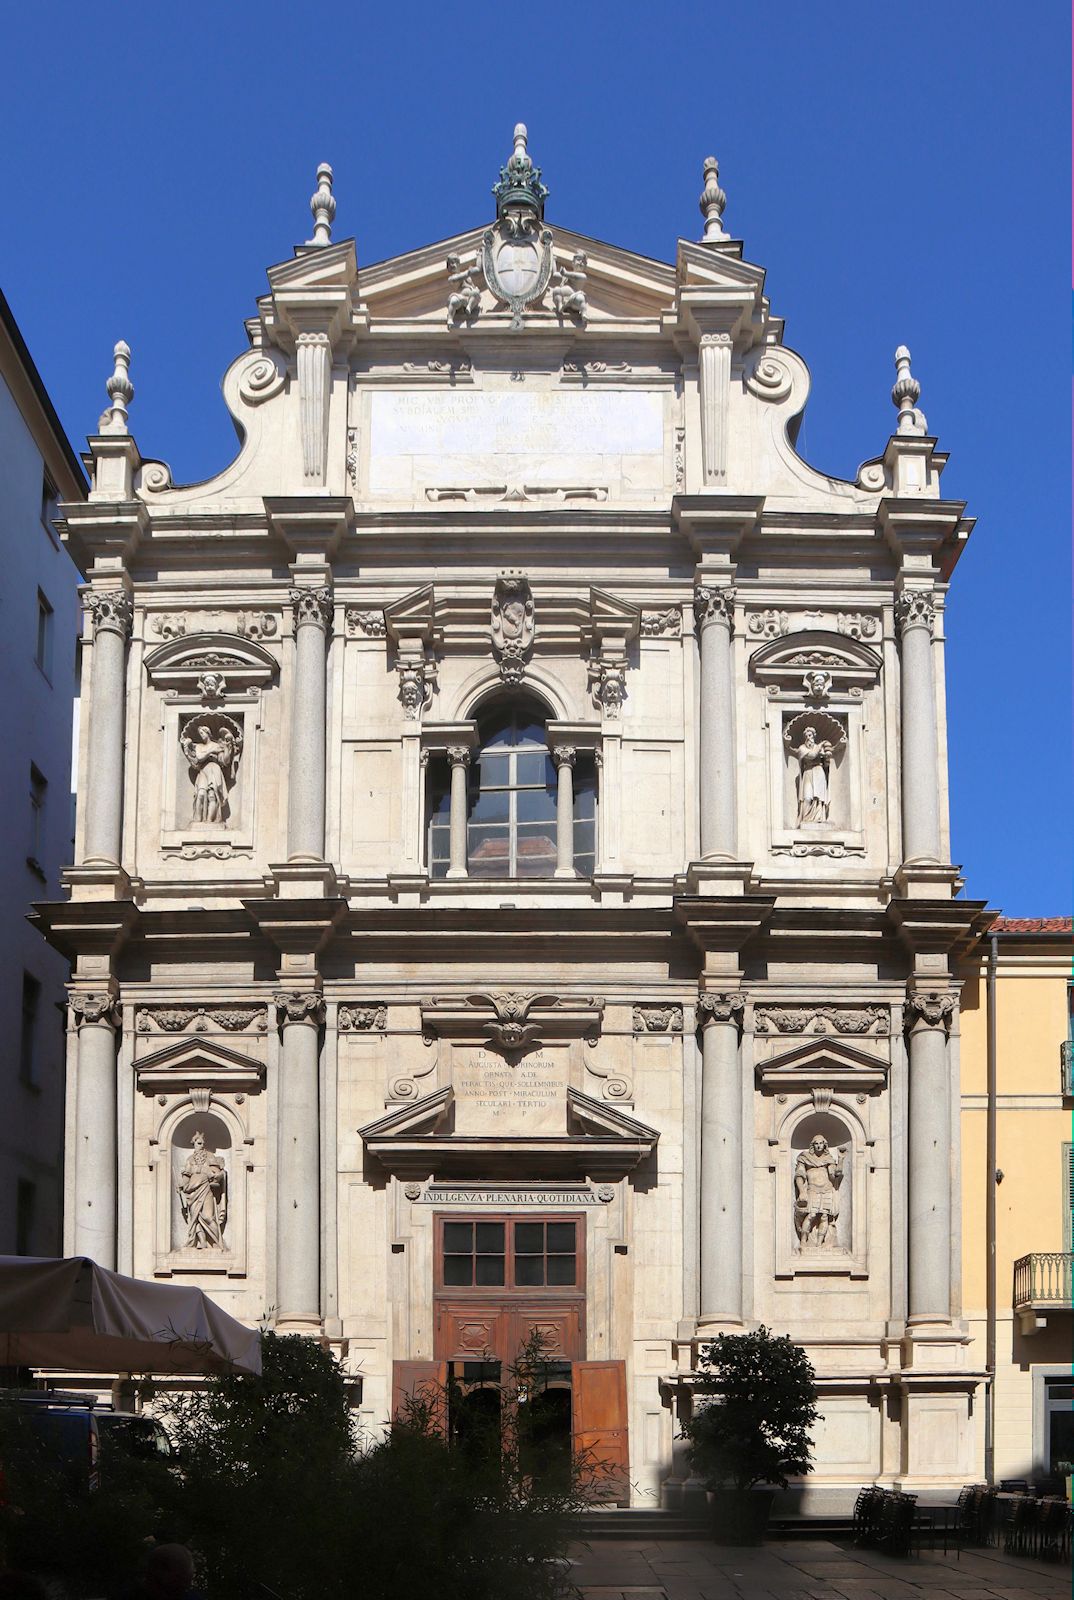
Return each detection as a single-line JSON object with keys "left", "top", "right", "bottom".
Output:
{"left": 134, "top": 1036, "right": 264, "bottom": 1095}
{"left": 143, "top": 632, "right": 278, "bottom": 693}
{"left": 755, "top": 1036, "right": 887, "bottom": 1096}
{"left": 748, "top": 630, "right": 882, "bottom": 695}
{"left": 359, "top": 1085, "right": 657, "bottom": 1180}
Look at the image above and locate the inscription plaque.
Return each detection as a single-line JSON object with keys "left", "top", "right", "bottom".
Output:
{"left": 453, "top": 1046, "right": 567, "bottom": 1135}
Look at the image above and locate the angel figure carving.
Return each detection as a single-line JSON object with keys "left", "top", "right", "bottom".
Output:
{"left": 180, "top": 719, "right": 241, "bottom": 825}
{"left": 784, "top": 718, "right": 844, "bottom": 826}
{"left": 176, "top": 1129, "right": 227, "bottom": 1250}
{"left": 446, "top": 255, "right": 481, "bottom": 327}
{"left": 551, "top": 252, "right": 588, "bottom": 319}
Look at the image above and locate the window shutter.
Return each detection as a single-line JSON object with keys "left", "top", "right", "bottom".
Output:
{"left": 1064, "top": 1144, "right": 1074, "bottom": 1253}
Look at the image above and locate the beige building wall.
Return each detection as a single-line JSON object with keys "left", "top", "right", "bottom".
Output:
{"left": 960, "top": 922, "right": 1073, "bottom": 1485}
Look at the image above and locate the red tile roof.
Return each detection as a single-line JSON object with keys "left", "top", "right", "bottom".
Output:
{"left": 992, "top": 917, "right": 1072, "bottom": 934}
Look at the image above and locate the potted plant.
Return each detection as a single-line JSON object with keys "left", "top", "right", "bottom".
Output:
{"left": 681, "top": 1325, "right": 818, "bottom": 1544}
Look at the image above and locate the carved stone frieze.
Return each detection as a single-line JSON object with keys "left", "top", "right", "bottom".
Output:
{"left": 674, "top": 425, "right": 685, "bottom": 490}
{"left": 746, "top": 609, "right": 789, "bottom": 639}
{"left": 149, "top": 614, "right": 187, "bottom": 640}
{"left": 754, "top": 1004, "right": 889, "bottom": 1037}
{"left": 837, "top": 613, "right": 878, "bottom": 641}
{"left": 137, "top": 1005, "right": 267, "bottom": 1034}
{"left": 85, "top": 591, "right": 133, "bottom": 640}
{"left": 640, "top": 609, "right": 681, "bottom": 638}
{"left": 421, "top": 991, "right": 604, "bottom": 1057}
{"left": 236, "top": 611, "right": 278, "bottom": 640}
{"left": 338, "top": 1004, "right": 388, "bottom": 1031}
{"left": 274, "top": 991, "right": 326, "bottom": 1028}
{"left": 633, "top": 1004, "right": 684, "bottom": 1033}
{"left": 345, "top": 607, "right": 386, "bottom": 638}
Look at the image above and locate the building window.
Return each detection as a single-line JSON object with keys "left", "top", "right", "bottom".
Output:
{"left": 20, "top": 973, "right": 41, "bottom": 1086}
{"left": 427, "top": 701, "right": 597, "bottom": 880}
{"left": 40, "top": 471, "right": 60, "bottom": 539}
{"left": 28, "top": 764, "right": 46, "bottom": 875}
{"left": 15, "top": 1179, "right": 36, "bottom": 1256}
{"left": 438, "top": 1217, "right": 580, "bottom": 1291}
{"left": 35, "top": 589, "right": 53, "bottom": 677}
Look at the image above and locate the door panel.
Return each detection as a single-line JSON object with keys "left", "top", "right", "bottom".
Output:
{"left": 437, "top": 1304, "right": 508, "bottom": 1361}
{"left": 572, "top": 1359, "right": 629, "bottom": 1504}
{"left": 509, "top": 1303, "right": 585, "bottom": 1362}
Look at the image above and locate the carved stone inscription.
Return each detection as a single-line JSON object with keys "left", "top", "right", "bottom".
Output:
{"left": 453, "top": 1046, "right": 568, "bottom": 1134}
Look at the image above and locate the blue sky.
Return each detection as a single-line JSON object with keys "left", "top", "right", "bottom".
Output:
{"left": 2, "top": 0, "right": 1068, "bottom": 913}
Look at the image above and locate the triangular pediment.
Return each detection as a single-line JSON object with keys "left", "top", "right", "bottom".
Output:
{"left": 265, "top": 238, "right": 360, "bottom": 293}
{"left": 359, "top": 1086, "right": 453, "bottom": 1141}
{"left": 134, "top": 1036, "right": 264, "bottom": 1093}
{"left": 357, "top": 224, "right": 677, "bottom": 325}
{"left": 566, "top": 1087, "right": 659, "bottom": 1143}
{"left": 756, "top": 1035, "right": 887, "bottom": 1094}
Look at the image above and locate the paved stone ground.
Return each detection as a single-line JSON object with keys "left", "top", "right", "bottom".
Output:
{"left": 566, "top": 1535, "right": 1072, "bottom": 1599}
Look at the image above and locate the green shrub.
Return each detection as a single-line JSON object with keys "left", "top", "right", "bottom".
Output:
{"left": 681, "top": 1325, "right": 819, "bottom": 1491}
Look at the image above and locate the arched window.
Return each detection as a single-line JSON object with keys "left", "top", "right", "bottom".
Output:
{"left": 428, "top": 700, "right": 596, "bottom": 880}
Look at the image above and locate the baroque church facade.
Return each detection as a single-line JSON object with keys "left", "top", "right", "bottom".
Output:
{"left": 41, "top": 128, "right": 992, "bottom": 1509}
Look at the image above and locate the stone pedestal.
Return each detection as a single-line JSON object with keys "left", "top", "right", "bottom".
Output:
{"left": 275, "top": 991, "right": 324, "bottom": 1326}
{"left": 71, "top": 993, "right": 120, "bottom": 1268}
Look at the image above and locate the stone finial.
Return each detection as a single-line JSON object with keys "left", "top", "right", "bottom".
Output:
{"left": 699, "top": 156, "right": 728, "bottom": 242}
{"left": 98, "top": 340, "right": 133, "bottom": 433}
{"left": 891, "top": 345, "right": 927, "bottom": 435}
{"left": 493, "top": 121, "right": 548, "bottom": 222}
{"left": 512, "top": 122, "right": 529, "bottom": 162}
{"left": 308, "top": 162, "right": 336, "bottom": 247}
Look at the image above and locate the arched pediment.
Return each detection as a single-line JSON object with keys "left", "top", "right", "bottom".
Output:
{"left": 143, "top": 632, "right": 278, "bottom": 693}
{"left": 748, "top": 629, "right": 882, "bottom": 694}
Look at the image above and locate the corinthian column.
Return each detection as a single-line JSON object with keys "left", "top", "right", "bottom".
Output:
{"left": 905, "top": 991, "right": 954, "bottom": 1325}
{"left": 553, "top": 746, "right": 576, "bottom": 878}
{"left": 71, "top": 992, "right": 121, "bottom": 1268}
{"left": 287, "top": 585, "right": 332, "bottom": 862}
{"left": 697, "top": 990, "right": 745, "bottom": 1323}
{"left": 896, "top": 589, "right": 941, "bottom": 863}
{"left": 446, "top": 747, "right": 470, "bottom": 879}
{"left": 82, "top": 591, "right": 133, "bottom": 867}
{"left": 694, "top": 584, "right": 736, "bottom": 860}
{"left": 275, "top": 990, "right": 325, "bottom": 1326}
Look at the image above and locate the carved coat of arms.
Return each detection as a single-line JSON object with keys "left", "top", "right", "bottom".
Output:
{"left": 482, "top": 123, "right": 554, "bottom": 329}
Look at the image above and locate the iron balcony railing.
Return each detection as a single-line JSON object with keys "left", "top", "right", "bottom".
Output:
{"left": 1061, "top": 1040, "right": 1073, "bottom": 1096}
{"left": 1013, "top": 1252, "right": 1074, "bottom": 1311}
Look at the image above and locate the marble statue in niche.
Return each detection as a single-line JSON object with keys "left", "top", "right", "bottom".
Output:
{"left": 176, "top": 1129, "right": 228, "bottom": 1250}
{"left": 794, "top": 1135, "right": 847, "bottom": 1249}
{"left": 180, "top": 715, "right": 242, "bottom": 825}
{"left": 784, "top": 712, "right": 846, "bottom": 826}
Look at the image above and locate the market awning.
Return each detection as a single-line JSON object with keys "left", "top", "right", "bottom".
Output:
{"left": 0, "top": 1256, "right": 261, "bottom": 1376}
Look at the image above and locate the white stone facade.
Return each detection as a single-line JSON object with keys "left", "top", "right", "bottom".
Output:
{"left": 42, "top": 135, "right": 994, "bottom": 1508}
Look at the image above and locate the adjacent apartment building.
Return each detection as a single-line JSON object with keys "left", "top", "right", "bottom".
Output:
{"left": 39, "top": 128, "right": 1005, "bottom": 1509}
{"left": 0, "top": 288, "right": 86, "bottom": 1254}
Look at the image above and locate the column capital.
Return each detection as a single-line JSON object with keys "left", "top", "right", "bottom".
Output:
{"left": 895, "top": 588, "right": 936, "bottom": 636}
{"left": 697, "top": 990, "right": 746, "bottom": 1027}
{"left": 84, "top": 589, "right": 133, "bottom": 640}
{"left": 553, "top": 745, "right": 577, "bottom": 769}
{"left": 289, "top": 585, "right": 334, "bottom": 634}
{"left": 446, "top": 745, "right": 471, "bottom": 768}
{"left": 903, "top": 990, "right": 955, "bottom": 1035}
{"left": 693, "top": 583, "right": 735, "bottom": 633}
{"left": 275, "top": 990, "right": 326, "bottom": 1029}
{"left": 71, "top": 990, "right": 121, "bottom": 1030}
{"left": 698, "top": 331, "right": 733, "bottom": 349}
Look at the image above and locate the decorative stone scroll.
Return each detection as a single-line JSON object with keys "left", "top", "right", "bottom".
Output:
{"left": 640, "top": 609, "right": 681, "bottom": 638}
{"left": 345, "top": 608, "right": 387, "bottom": 638}
{"left": 85, "top": 591, "right": 134, "bottom": 640}
{"left": 746, "top": 609, "right": 789, "bottom": 639}
{"left": 903, "top": 992, "right": 955, "bottom": 1033}
{"left": 895, "top": 589, "right": 936, "bottom": 636}
{"left": 137, "top": 1005, "right": 267, "bottom": 1034}
{"left": 274, "top": 991, "right": 326, "bottom": 1029}
{"left": 71, "top": 992, "right": 121, "bottom": 1029}
{"left": 696, "top": 991, "right": 746, "bottom": 1027}
{"left": 289, "top": 586, "right": 333, "bottom": 634}
{"left": 693, "top": 584, "right": 735, "bottom": 632}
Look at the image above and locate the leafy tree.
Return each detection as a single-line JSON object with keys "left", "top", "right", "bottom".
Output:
{"left": 681, "top": 1325, "right": 818, "bottom": 1491}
